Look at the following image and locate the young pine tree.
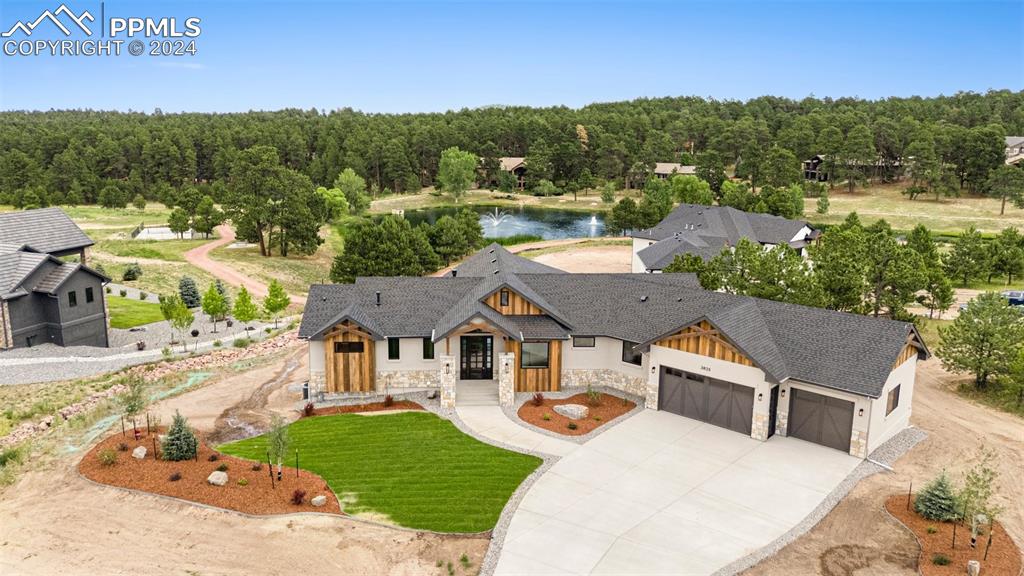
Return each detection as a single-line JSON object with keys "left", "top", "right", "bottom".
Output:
{"left": 914, "top": 472, "right": 959, "bottom": 521}
{"left": 262, "top": 279, "right": 290, "bottom": 328}
{"left": 162, "top": 410, "right": 198, "bottom": 461}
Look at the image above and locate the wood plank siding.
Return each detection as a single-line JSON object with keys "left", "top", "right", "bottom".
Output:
{"left": 893, "top": 341, "right": 919, "bottom": 369}
{"left": 507, "top": 339, "right": 562, "bottom": 392}
{"left": 654, "top": 320, "right": 754, "bottom": 367}
{"left": 324, "top": 321, "right": 376, "bottom": 393}
{"left": 484, "top": 289, "right": 544, "bottom": 315}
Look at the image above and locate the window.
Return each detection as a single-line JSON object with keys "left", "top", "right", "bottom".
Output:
{"left": 68, "top": 290, "right": 77, "bottom": 307}
{"left": 334, "top": 341, "right": 364, "bottom": 353}
{"left": 621, "top": 340, "right": 642, "bottom": 365}
{"left": 572, "top": 336, "right": 595, "bottom": 348}
{"left": 388, "top": 337, "right": 400, "bottom": 360}
{"left": 521, "top": 341, "right": 550, "bottom": 368}
{"left": 499, "top": 289, "right": 510, "bottom": 306}
{"left": 422, "top": 337, "right": 435, "bottom": 360}
{"left": 886, "top": 384, "right": 901, "bottom": 416}
{"left": 85, "top": 287, "right": 94, "bottom": 303}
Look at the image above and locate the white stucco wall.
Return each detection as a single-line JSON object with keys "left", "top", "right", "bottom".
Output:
{"left": 631, "top": 237, "right": 656, "bottom": 273}
{"left": 866, "top": 355, "right": 917, "bottom": 453}
{"left": 376, "top": 336, "right": 441, "bottom": 372}
{"left": 562, "top": 336, "right": 646, "bottom": 379}
{"left": 309, "top": 339, "right": 324, "bottom": 373}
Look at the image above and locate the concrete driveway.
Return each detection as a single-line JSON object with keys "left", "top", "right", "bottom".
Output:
{"left": 495, "top": 410, "right": 860, "bottom": 575}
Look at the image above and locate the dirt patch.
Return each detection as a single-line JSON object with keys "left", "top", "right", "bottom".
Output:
{"left": 79, "top": 428, "right": 342, "bottom": 516}
{"left": 885, "top": 494, "right": 1022, "bottom": 576}
{"left": 517, "top": 393, "right": 635, "bottom": 436}
{"left": 530, "top": 244, "right": 632, "bottom": 273}
{"left": 310, "top": 401, "right": 425, "bottom": 417}
{"left": 742, "top": 358, "right": 1024, "bottom": 576}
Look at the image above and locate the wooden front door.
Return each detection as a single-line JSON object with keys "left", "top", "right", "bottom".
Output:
{"left": 460, "top": 335, "right": 493, "bottom": 380}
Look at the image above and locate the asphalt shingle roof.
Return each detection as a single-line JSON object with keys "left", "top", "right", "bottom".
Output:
{"left": 633, "top": 205, "right": 814, "bottom": 269}
{"left": 0, "top": 207, "right": 93, "bottom": 255}
{"left": 449, "top": 243, "right": 562, "bottom": 277}
{"left": 300, "top": 247, "right": 921, "bottom": 399}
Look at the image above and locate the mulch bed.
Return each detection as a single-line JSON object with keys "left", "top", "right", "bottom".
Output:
{"left": 885, "top": 494, "right": 1022, "bottom": 576}
{"left": 518, "top": 392, "right": 635, "bottom": 436}
{"left": 79, "top": 427, "right": 341, "bottom": 516}
{"left": 307, "top": 400, "right": 425, "bottom": 417}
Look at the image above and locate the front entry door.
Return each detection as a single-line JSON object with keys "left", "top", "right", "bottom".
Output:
{"left": 460, "top": 335, "right": 493, "bottom": 379}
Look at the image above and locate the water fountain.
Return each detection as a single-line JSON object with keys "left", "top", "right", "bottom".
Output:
{"left": 589, "top": 215, "right": 598, "bottom": 226}
{"left": 482, "top": 207, "right": 513, "bottom": 227}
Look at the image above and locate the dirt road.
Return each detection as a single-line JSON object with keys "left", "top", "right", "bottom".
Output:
{"left": 183, "top": 224, "right": 307, "bottom": 305}
{"left": 0, "top": 342, "right": 487, "bottom": 576}
{"left": 744, "top": 358, "right": 1024, "bottom": 576}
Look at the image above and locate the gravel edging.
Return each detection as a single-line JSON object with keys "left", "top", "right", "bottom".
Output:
{"left": 502, "top": 386, "right": 646, "bottom": 444}
{"left": 311, "top": 389, "right": 559, "bottom": 576}
{"left": 711, "top": 426, "right": 929, "bottom": 576}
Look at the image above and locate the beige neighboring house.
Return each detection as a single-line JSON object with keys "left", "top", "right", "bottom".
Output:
{"left": 653, "top": 163, "right": 697, "bottom": 179}
{"left": 299, "top": 243, "right": 926, "bottom": 459}
{"left": 498, "top": 157, "right": 527, "bottom": 189}
{"left": 1006, "top": 136, "right": 1024, "bottom": 165}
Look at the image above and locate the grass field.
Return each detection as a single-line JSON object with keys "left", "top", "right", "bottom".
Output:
{"left": 106, "top": 295, "right": 165, "bottom": 329}
{"left": 218, "top": 411, "right": 541, "bottom": 532}
{"left": 208, "top": 226, "right": 342, "bottom": 296}
{"left": 517, "top": 238, "right": 632, "bottom": 259}
{"left": 94, "top": 237, "right": 210, "bottom": 262}
{"left": 813, "top": 182, "right": 1024, "bottom": 235}
{"left": 371, "top": 187, "right": 622, "bottom": 214}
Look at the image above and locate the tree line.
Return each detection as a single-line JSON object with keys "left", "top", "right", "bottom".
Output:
{"left": 665, "top": 213, "right": 1024, "bottom": 321}
{"left": 1, "top": 91, "right": 1021, "bottom": 210}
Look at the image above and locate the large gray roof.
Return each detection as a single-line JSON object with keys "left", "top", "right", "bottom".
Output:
{"left": 449, "top": 243, "right": 562, "bottom": 277}
{"left": 0, "top": 245, "right": 108, "bottom": 299}
{"left": 301, "top": 246, "right": 924, "bottom": 398}
{"left": 633, "top": 204, "right": 814, "bottom": 269}
{"left": 0, "top": 207, "right": 93, "bottom": 255}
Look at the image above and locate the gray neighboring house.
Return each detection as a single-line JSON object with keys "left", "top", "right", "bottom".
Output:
{"left": 0, "top": 208, "right": 110, "bottom": 349}
{"left": 1006, "top": 136, "right": 1024, "bottom": 165}
{"left": 630, "top": 204, "right": 819, "bottom": 273}
{"left": 300, "top": 243, "right": 926, "bottom": 458}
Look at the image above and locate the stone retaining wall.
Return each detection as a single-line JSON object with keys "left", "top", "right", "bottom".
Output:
{"left": 376, "top": 370, "right": 440, "bottom": 389}
{"left": 561, "top": 369, "right": 648, "bottom": 400}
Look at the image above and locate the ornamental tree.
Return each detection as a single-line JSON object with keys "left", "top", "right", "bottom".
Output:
{"left": 937, "top": 292, "right": 1024, "bottom": 390}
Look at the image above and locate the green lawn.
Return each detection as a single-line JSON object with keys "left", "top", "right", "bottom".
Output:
{"left": 218, "top": 411, "right": 542, "bottom": 532}
{"left": 106, "top": 295, "right": 165, "bottom": 329}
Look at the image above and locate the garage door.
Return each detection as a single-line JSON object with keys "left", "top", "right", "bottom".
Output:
{"left": 659, "top": 367, "right": 754, "bottom": 435}
{"left": 787, "top": 388, "right": 854, "bottom": 452}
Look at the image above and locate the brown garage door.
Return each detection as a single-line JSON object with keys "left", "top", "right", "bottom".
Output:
{"left": 659, "top": 367, "right": 754, "bottom": 435}
{"left": 787, "top": 388, "right": 854, "bottom": 452}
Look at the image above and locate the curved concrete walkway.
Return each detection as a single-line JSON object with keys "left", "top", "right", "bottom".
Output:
{"left": 455, "top": 405, "right": 577, "bottom": 457}
{"left": 490, "top": 410, "right": 861, "bottom": 576}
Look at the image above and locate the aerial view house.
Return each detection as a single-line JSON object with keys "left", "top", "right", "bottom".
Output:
{"left": 653, "top": 162, "right": 697, "bottom": 179}
{"left": 0, "top": 208, "right": 110, "bottom": 349}
{"left": 1006, "top": 135, "right": 1024, "bottom": 165}
{"left": 802, "top": 154, "right": 830, "bottom": 182}
{"left": 299, "top": 243, "right": 925, "bottom": 458}
{"left": 630, "top": 203, "right": 819, "bottom": 273}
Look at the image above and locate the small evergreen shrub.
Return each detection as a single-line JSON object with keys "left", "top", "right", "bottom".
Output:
{"left": 567, "top": 422, "right": 578, "bottom": 430}
{"left": 213, "top": 340, "right": 222, "bottom": 347}
{"left": 251, "top": 462, "right": 263, "bottom": 472}
{"left": 169, "top": 472, "right": 182, "bottom": 482}
{"left": 116, "top": 442, "right": 129, "bottom": 452}
{"left": 915, "top": 473, "right": 959, "bottom": 521}
{"left": 541, "top": 413, "right": 551, "bottom": 421}
{"left": 931, "top": 554, "right": 950, "bottom": 566}
{"left": 531, "top": 392, "right": 544, "bottom": 407}
{"left": 105, "top": 286, "right": 112, "bottom": 294}
{"left": 161, "top": 410, "right": 199, "bottom": 461}
{"left": 237, "top": 478, "right": 248, "bottom": 486}
{"left": 216, "top": 463, "right": 228, "bottom": 472}
{"left": 161, "top": 346, "right": 172, "bottom": 360}
{"left": 122, "top": 263, "right": 142, "bottom": 281}
{"left": 98, "top": 449, "right": 118, "bottom": 466}
{"left": 119, "top": 289, "right": 128, "bottom": 297}
{"left": 586, "top": 385, "right": 601, "bottom": 406}
{"left": 926, "top": 526, "right": 938, "bottom": 534}
{"left": 138, "top": 291, "right": 147, "bottom": 300}
{"left": 291, "top": 489, "right": 306, "bottom": 505}
{"left": 233, "top": 337, "right": 252, "bottom": 348}
{"left": 207, "top": 453, "right": 219, "bottom": 462}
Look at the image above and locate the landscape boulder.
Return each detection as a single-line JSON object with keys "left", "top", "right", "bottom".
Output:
{"left": 207, "top": 471, "right": 228, "bottom": 486}
{"left": 131, "top": 446, "right": 147, "bottom": 459}
{"left": 311, "top": 495, "right": 327, "bottom": 507}
{"left": 967, "top": 560, "right": 981, "bottom": 576}
{"left": 553, "top": 404, "right": 589, "bottom": 420}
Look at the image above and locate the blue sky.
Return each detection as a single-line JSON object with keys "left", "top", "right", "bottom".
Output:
{"left": 0, "top": 0, "right": 1021, "bottom": 113}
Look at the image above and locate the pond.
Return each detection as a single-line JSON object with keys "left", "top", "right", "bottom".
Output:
{"left": 402, "top": 205, "right": 608, "bottom": 240}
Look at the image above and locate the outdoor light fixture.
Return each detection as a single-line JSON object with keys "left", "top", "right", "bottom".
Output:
{"left": 757, "top": 393, "right": 763, "bottom": 401}
{"left": 858, "top": 408, "right": 864, "bottom": 417}
{"left": 444, "top": 364, "right": 450, "bottom": 375}
{"left": 780, "top": 389, "right": 786, "bottom": 398}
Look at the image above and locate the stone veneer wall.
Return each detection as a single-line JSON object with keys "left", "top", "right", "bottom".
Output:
{"left": 309, "top": 369, "right": 326, "bottom": 398}
{"left": 439, "top": 355, "right": 456, "bottom": 408}
{"left": 375, "top": 370, "right": 440, "bottom": 389}
{"left": 751, "top": 412, "right": 769, "bottom": 441}
{"left": 849, "top": 429, "right": 868, "bottom": 459}
{"left": 498, "top": 352, "right": 515, "bottom": 407}
{"left": 562, "top": 369, "right": 648, "bottom": 400}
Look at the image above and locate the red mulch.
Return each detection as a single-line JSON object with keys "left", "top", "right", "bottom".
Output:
{"left": 517, "top": 393, "right": 635, "bottom": 436}
{"left": 79, "top": 428, "right": 341, "bottom": 516}
{"left": 307, "top": 400, "right": 425, "bottom": 417}
{"left": 885, "top": 494, "right": 1022, "bottom": 576}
